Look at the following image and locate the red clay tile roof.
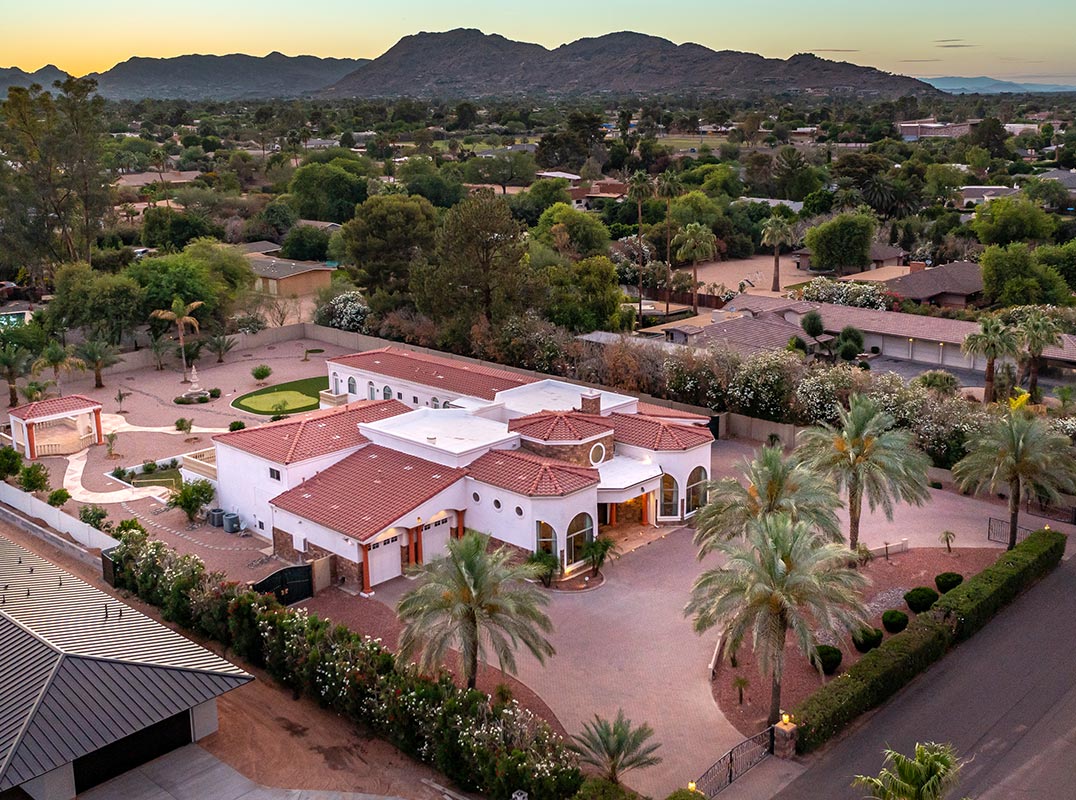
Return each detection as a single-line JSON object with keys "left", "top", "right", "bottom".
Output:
{"left": 328, "top": 347, "right": 535, "bottom": 401}
{"left": 634, "top": 402, "right": 710, "bottom": 422}
{"left": 508, "top": 411, "right": 613, "bottom": 442}
{"left": 270, "top": 444, "right": 466, "bottom": 542}
{"left": 9, "top": 395, "right": 101, "bottom": 421}
{"left": 468, "top": 449, "right": 598, "bottom": 497}
{"left": 600, "top": 413, "right": 714, "bottom": 451}
{"left": 213, "top": 399, "right": 408, "bottom": 464}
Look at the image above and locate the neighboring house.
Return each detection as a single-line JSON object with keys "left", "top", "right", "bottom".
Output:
{"left": 245, "top": 255, "right": 335, "bottom": 296}
{"left": 536, "top": 170, "right": 582, "bottom": 185}
{"left": 959, "top": 185, "right": 1019, "bottom": 207}
{"left": 570, "top": 179, "right": 628, "bottom": 210}
{"left": 200, "top": 347, "right": 713, "bottom": 592}
{"left": 0, "top": 535, "right": 250, "bottom": 800}
{"left": 883, "top": 261, "right": 984, "bottom": 308}
{"left": 792, "top": 243, "right": 907, "bottom": 273}
{"left": 664, "top": 313, "right": 833, "bottom": 358}
{"left": 296, "top": 219, "right": 342, "bottom": 233}
{"left": 114, "top": 170, "right": 202, "bottom": 189}
{"left": 735, "top": 197, "right": 805, "bottom": 214}
{"left": 1039, "top": 168, "right": 1076, "bottom": 197}
{"left": 898, "top": 118, "right": 979, "bottom": 142}
{"left": 723, "top": 293, "right": 1076, "bottom": 371}
{"left": 238, "top": 240, "right": 281, "bottom": 256}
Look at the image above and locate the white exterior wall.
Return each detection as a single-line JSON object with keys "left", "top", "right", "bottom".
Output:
{"left": 464, "top": 476, "right": 598, "bottom": 555}
{"left": 615, "top": 443, "right": 710, "bottom": 521}
{"left": 271, "top": 506, "right": 362, "bottom": 562}
{"left": 328, "top": 364, "right": 483, "bottom": 409}
{"left": 214, "top": 442, "right": 365, "bottom": 532}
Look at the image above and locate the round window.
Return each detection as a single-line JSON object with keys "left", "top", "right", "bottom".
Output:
{"left": 589, "top": 442, "right": 606, "bottom": 465}
{"left": 515, "top": 506, "right": 524, "bottom": 517}
{"left": 472, "top": 492, "right": 480, "bottom": 503}
{"left": 493, "top": 499, "right": 502, "bottom": 510}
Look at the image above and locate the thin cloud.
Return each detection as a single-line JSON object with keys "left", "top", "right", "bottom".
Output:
{"left": 812, "top": 48, "right": 860, "bottom": 53}
{"left": 899, "top": 59, "right": 942, "bottom": 63}
{"left": 934, "top": 38, "right": 964, "bottom": 43}
{"left": 937, "top": 44, "right": 977, "bottom": 49}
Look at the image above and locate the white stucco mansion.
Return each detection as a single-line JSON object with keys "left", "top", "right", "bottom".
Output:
{"left": 184, "top": 347, "right": 713, "bottom": 593}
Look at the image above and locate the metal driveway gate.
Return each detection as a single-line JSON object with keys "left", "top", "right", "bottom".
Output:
{"left": 695, "top": 726, "right": 774, "bottom": 797}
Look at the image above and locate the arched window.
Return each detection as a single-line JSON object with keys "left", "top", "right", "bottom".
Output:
{"left": 331, "top": 372, "right": 340, "bottom": 394}
{"left": 565, "top": 512, "right": 594, "bottom": 567}
{"left": 431, "top": 397, "right": 440, "bottom": 409}
{"left": 686, "top": 466, "right": 708, "bottom": 515}
{"left": 536, "top": 521, "right": 556, "bottom": 557}
{"left": 660, "top": 474, "right": 679, "bottom": 518}
{"left": 382, "top": 385, "right": 392, "bottom": 400}
{"left": 367, "top": 381, "right": 375, "bottom": 400}
{"left": 347, "top": 376, "right": 356, "bottom": 394}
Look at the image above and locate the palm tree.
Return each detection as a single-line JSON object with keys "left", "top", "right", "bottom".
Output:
{"left": 673, "top": 222, "right": 718, "bottom": 314}
{"left": 75, "top": 339, "right": 123, "bottom": 389}
{"left": 150, "top": 149, "right": 171, "bottom": 208}
{"left": 961, "top": 316, "right": 1019, "bottom": 404}
{"left": 20, "top": 380, "right": 55, "bottom": 403}
{"left": 853, "top": 742, "right": 964, "bottom": 800}
{"left": 570, "top": 710, "right": 663, "bottom": 785}
{"left": 31, "top": 341, "right": 85, "bottom": 397}
{"left": 206, "top": 333, "right": 236, "bottom": 364}
{"left": 396, "top": 531, "right": 555, "bottom": 690}
{"left": 694, "top": 445, "right": 842, "bottom": 555}
{"left": 953, "top": 408, "right": 1076, "bottom": 550}
{"left": 655, "top": 171, "right": 682, "bottom": 317}
{"left": 1016, "top": 308, "right": 1061, "bottom": 401}
{"left": 0, "top": 343, "right": 31, "bottom": 407}
{"left": 150, "top": 296, "right": 204, "bottom": 382}
{"left": 796, "top": 394, "right": 931, "bottom": 551}
{"left": 627, "top": 171, "right": 654, "bottom": 325}
{"left": 760, "top": 216, "right": 795, "bottom": 293}
{"left": 685, "top": 514, "right": 867, "bottom": 726}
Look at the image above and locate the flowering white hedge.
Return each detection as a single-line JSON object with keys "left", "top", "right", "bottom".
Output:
{"left": 796, "top": 277, "right": 894, "bottom": 310}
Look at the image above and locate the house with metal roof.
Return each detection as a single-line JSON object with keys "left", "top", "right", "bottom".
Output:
{"left": 0, "top": 535, "right": 251, "bottom": 800}
{"left": 201, "top": 348, "right": 713, "bottom": 593}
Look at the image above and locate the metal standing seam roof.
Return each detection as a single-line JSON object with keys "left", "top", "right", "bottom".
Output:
{"left": 0, "top": 535, "right": 251, "bottom": 791}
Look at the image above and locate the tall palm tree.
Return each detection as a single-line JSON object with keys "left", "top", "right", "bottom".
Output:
{"left": 150, "top": 149, "right": 171, "bottom": 208}
{"left": 694, "top": 445, "right": 842, "bottom": 555}
{"left": 0, "top": 343, "right": 31, "bottom": 407}
{"left": 953, "top": 407, "right": 1076, "bottom": 550}
{"left": 627, "top": 171, "right": 654, "bottom": 325}
{"left": 396, "top": 531, "right": 555, "bottom": 690}
{"left": 570, "top": 709, "right": 663, "bottom": 786}
{"left": 853, "top": 742, "right": 964, "bottom": 800}
{"left": 150, "top": 296, "right": 204, "bottom": 383}
{"left": 673, "top": 222, "right": 718, "bottom": 314}
{"left": 961, "top": 315, "right": 1020, "bottom": 404}
{"left": 655, "top": 171, "right": 682, "bottom": 317}
{"left": 685, "top": 514, "right": 867, "bottom": 726}
{"left": 796, "top": 394, "right": 931, "bottom": 551}
{"left": 31, "top": 341, "right": 85, "bottom": 397}
{"left": 1015, "top": 308, "right": 1061, "bottom": 401}
{"left": 75, "top": 339, "right": 123, "bottom": 389}
{"left": 760, "top": 216, "right": 795, "bottom": 293}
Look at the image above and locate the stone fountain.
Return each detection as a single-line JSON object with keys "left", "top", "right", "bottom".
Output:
{"left": 181, "top": 365, "right": 210, "bottom": 401}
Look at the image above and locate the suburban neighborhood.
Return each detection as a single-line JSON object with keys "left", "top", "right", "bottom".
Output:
{"left": 2, "top": 9, "right": 1076, "bottom": 800}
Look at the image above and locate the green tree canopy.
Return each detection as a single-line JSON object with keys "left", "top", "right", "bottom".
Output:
{"left": 288, "top": 161, "right": 368, "bottom": 223}
{"left": 508, "top": 177, "right": 572, "bottom": 226}
{"left": 546, "top": 255, "right": 624, "bottom": 332}
{"left": 803, "top": 213, "right": 876, "bottom": 276}
{"left": 971, "top": 196, "right": 1055, "bottom": 246}
{"left": 535, "top": 202, "right": 611, "bottom": 258}
{"left": 280, "top": 224, "right": 330, "bottom": 262}
{"left": 980, "top": 243, "right": 1070, "bottom": 307}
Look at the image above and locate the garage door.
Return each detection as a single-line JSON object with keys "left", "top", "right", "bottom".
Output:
{"left": 368, "top": 535, "right": 403, "bottom": 586}
{"left": 423, "top": 520, "right": 452, "bottom": 562}
{"left": 73, "top": 710, "right": 192, "bottom": 793}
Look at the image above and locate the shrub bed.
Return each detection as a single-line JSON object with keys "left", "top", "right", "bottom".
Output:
{"left": 794, "top": 530, "right": 1065, "bottom": 754}
{"left": 904, "top": 586, "right": 940, "bottom": 613}
{"left": 882, "top": 609, "right": 908, "bottom": 633}
{"left": 852, "top": 627, "right": 884, "bottom": 653}
{"left": 934, "top": 572, "right": 963, "bottom": 594}
{"left": 107, "top": 525, "right": 582, "bottom": 799}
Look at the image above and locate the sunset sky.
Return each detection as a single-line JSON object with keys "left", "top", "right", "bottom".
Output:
{"left": 9, "top": 0, "right": 1075, "bottom": 83}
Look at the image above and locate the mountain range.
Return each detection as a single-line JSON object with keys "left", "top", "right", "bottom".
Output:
{"left": 0, "top": 30, "right": 935, "bottom": 100}
{"left": 323, "top": 29, "right": 934, "bottom": 99}
{"left": 924, "top": 76, "right": 1076, "bottom": 94}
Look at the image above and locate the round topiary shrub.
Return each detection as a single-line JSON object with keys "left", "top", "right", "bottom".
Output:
{"left": 852, "top": 627, "right": 884, "bottom": 653}
{"left": 574, "top": 778, "right": 636, "bottom": 800}
{"left": 882, "top": 609, "right": 909, "bottom": 633}
{"left": 815, "top": 644, "right": 843, "bottom": 675}
{"left": 935, "top": 572, "right": 964, "bottom": 594}
{"left": 141, "top": 460, "right": 157, "bottom": 474}
{"left": 229, "top": 420, "right": 246, "bottom": 431}
{"left": 173, "top": 396, "right": 193, "bottom": 405}
{"left": 209, "top": 387, "right": 222, "bottom": 398}
{"left": 197, "top": 396, "right": 210, "bottom": 403}
{"left": 904, "top": 586, "right": 940, "bottom": 614}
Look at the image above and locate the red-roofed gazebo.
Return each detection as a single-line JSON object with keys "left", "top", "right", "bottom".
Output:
{"left": 7, "top": 395, "right": 104, "bottom": 460}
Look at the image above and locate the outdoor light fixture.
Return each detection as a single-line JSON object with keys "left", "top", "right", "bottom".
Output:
{"left": 687, "top": 782, "right": 697, "bottom": 793}
{"left": 781, "top": 713, "right": 792, "bottom": 725}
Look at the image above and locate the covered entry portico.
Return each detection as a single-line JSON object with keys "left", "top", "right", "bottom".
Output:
{"left": 597, "top": 457, "right": 662, "bottom": 531}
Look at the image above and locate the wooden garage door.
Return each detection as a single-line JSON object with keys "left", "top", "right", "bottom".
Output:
{"left": 368, "top": 535, "right": 402, "bottom": 586}
{"left": 73, "top": 710, "right": 191, "bottom": 792}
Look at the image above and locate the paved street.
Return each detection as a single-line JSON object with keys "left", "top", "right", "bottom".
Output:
{"left": 773, "top": 556, "right": 1076, "bottom": 800}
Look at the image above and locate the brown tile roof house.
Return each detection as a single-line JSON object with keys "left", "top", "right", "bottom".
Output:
{"left": 686, "top": 314, "right": 832, "bottom": 357}
{"left": 270, "top": 445, "right": 466, "bottom": 541}
{"left": 239, "top": 240, "right": 281, "bottom": 255}
{"left": 883, "top": 261, "right": 983, "bottom": 306}
{"left": 329, "top": 347, "right": 536, "bottom": 401}
{"left": 634, "top": 402, "right": 710, "bottom": 422}
{"left": 245, "top": 256, "right": 335, "bottom": 281}
{"left": 213, "top": 399, "right": 408, "bottom": 464}
{"left": 958, "top": 185, "right": 1019, "bottom": 205}
{"left": 792, "top": 243, "right": 907, "bottom": 271}
{"left": 595, "top": 413, "right": 714, "bottom": 451}
{"left": 467, "top": 449, "right": 598, "bottom": 497}
{"left": 115, "top": 170, "right": 201, "bottom": 188}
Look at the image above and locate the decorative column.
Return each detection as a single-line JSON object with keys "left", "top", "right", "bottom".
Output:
{"left": 609, "top": 503, "right": 617, "bottom": 526}
{"left": 408, "top": 527, "right": 418, "bottom": 565}
{"left": 455, "top": 509, "right": 465, "bottom": 539}
{"left": 93, "top": 408, "right": 104, "bottom": 445}
{"left": 640, "top": 492, "right": 650, "bottom": 526}
{"left": 360, "top": 545, "right": 372, "bottom": 593}
{"left": 774, "top": 717, "right": 798, "bottom": 759}
{"left": 415, "top": 527, "right": 424, "bottom": 564}
{"left": 26, "top": 421, "right": 37, "bottom": 460}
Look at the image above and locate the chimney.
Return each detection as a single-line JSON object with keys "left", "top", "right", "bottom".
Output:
{"left": 579, "top": 390, "right": 602, "bottom": 416}
{"left": 909, "top": 261, "right": 927, "bottom": 273}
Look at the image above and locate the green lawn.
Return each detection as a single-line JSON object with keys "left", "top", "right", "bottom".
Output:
{"left": 233, "top": 376, "right": 329, "bottom": 415}
{"left": 130, "top": 468, "right": 183, "bottom": 491}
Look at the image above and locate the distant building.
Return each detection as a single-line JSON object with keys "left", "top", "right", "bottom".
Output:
{"left": 959, "top": 185, "right": 1020, "bottom": 206}
{"left": 883, "top": 261, "right": 984, "bottom": 309}
{"left": 792, "top": 243, "right": 907, "bottom": 273}
{"left": 898, "top": 118, "right": 979, "bottom": 142}
{"left": 244, "top": 255, "right": 335, "bottom": 297}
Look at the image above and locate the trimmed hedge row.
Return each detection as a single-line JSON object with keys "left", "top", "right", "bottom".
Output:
{"left": 794, "top": 529, "right": 1066, "bottom": 754}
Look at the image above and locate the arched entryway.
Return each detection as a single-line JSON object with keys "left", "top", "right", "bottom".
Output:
{"left": 686, "top": 466, "right": 708, "bottom": 516}
{"left": 660, "top": 473, "right": 679, "bottom": 519}
{"left": 565, "top": 512, "right": 594, "bottom": 571}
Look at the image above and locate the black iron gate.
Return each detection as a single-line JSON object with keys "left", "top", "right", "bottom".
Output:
{"left": 987, "top": 517, "right": 1035, "bottom": 545}
{"left": 1025, "top": 497, "right": 1076, "bottom": 524}
{"left": 251, "top": 564, "right": 313, "bottom": 605}
{"left": 695, "top": 726, "right": 774, "bottom": 797}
